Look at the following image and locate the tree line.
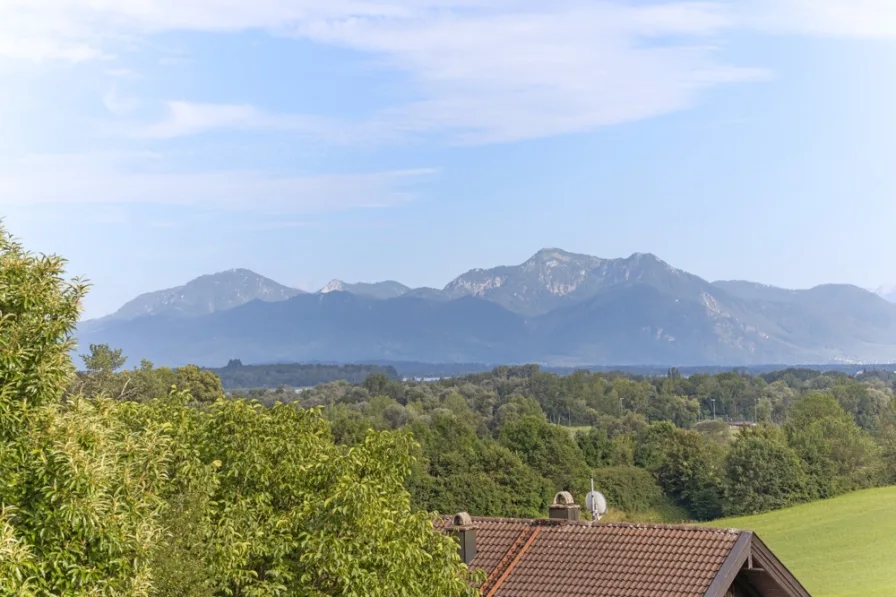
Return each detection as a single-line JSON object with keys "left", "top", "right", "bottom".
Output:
{"left": 233, "top": 364, "right": 896, "bottom": 522}
{"left": 81, "top": 339, "right": 896, "bottom": 524}
{"left": 209, "top": 360, "right": 401, "bottom": 389}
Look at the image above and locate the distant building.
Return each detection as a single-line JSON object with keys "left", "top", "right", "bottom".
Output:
{"left": 438, "top": 493, "right": 811, "bottom": 597}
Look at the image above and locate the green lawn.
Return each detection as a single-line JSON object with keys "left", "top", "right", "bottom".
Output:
{"left": 712, "top": 486, "right": 896, "bottom": 597}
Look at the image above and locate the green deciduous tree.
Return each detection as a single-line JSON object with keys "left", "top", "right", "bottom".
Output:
{"left": 1, "top": 225, "right": 481, "bottom": 597}
{"left": 175, "top": 364, "right": 224, "bottom": 404}
{"left": 156, "top": 399, "right": 481, "bottom": 597}
{"left": 499, "top": 415, "right": 589, "bottom": 493}
{"left": 724, "top": 427, "right": 808, "bottom": 516}
{"left": 788, "top": 392, "right": 850, "bottom": 429}
{"left": 2, "top": 226, "right": 161, "bottom": 596}
{"left": 0, "top": 228, "right": 86, "bottom": 416}
{"left": 82, "top": 342, "right": 127, "bottom": 375}
{"left": 789, "top": 416, "right": 882, "bottom": 498}
{"left": 592, "top": 466, "right": 666, "bottom": 515}
{"left": 656, "top": 428, "right": 726, "bottom": 520}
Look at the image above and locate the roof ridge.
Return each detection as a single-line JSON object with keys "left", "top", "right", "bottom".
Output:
{"left": 591, "top": 522, "right": 742, "bottom": 534}
{"left": 446, "top": 515, "right": 743, "bottom": 535}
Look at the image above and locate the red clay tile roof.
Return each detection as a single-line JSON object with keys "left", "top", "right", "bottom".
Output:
{"left": 436, "top": 516, "right": 743, "bottom": 597}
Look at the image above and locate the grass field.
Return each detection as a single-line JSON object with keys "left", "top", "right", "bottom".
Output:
{"left": 712, "top": 486, "right": 896, "bottom": 597}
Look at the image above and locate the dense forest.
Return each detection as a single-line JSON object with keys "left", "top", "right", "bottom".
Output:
{"left": 81, "top": 342, "right": 896, "bottom": 524}
{"left": 232, "top": 364, "right": 896, "bottom": 522}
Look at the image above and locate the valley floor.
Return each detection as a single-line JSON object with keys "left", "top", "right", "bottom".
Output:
{"left": 712, "top": 486, "right": 896, "bottom": 597}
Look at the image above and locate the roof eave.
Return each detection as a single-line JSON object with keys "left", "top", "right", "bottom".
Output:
{"left": 750, "top": 534, "right": 813, "bottom": 597}
{"left": 704, "top": 531, "right": 753, "bottom": 597}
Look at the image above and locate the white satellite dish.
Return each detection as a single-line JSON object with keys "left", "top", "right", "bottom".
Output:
{"left": 586, "top": 477, "right": 608, "bottom": 521}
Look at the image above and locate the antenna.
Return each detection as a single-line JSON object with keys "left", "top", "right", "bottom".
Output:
{"left": 586, "top": 476, "right": 608, "bottom": 521}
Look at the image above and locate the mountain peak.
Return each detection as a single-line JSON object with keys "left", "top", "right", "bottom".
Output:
{"left": 527, "top": 247, "right": 594, "bottom": 262}
{"left": 444, "top": 248, "right": 699, "bottom": 316}
{"left": 320, "top": 279, "right": 347, "bottom": 293}
{"left": 98, "top": 269, "right": 303, "bottom": 322}
{"left": 318, "top": 280, "right": 411, "bottom": 300}
{"left": 626, "top": 252, "right": 669, "bottom": 266}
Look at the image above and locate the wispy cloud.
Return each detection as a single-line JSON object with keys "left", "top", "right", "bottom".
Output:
{"left": 0, "top": 1, "right": 757, "bottom": 145}
{"left": 2, "top": 0, "right": 893, "bottom": 146}
{"left": 102, "top": 84, "right": 140, "bottom": 115}
{"left": 296, "top": 3, "right": 764, "bottom": 143}
{"left": 0, "top": 152, "right": 436, "bottom": 214}
{"left": 119, "top": 101, "right": 337, "bottom": 140}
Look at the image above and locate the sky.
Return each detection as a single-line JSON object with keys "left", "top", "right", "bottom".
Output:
{"left": 1, "top": 0, "right": 895, "bottom": 319}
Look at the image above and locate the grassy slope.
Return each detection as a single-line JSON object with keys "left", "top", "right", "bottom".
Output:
{"left": 712, "top": 486, "right": 896, "bottom": 597}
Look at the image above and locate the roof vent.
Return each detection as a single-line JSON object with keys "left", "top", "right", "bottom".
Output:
{"left": 450, "top": 512, "right": 477, "bottom": 565}
{"left": 549, "top": 492, "right": 580, "bottom": 521}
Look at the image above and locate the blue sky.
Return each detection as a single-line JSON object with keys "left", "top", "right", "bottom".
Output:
{"left": 1, "top": 0, "right": 895, "bottom": 319}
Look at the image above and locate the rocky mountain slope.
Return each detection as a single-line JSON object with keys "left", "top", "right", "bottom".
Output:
{"left": 76, "top": 251, "right": 896, "bottom": 367}
{"left": 319, "top": 279, "right": 410, "bottom": 300}
{"left": 442, "top": 249, "right": 700, "bottom": 316}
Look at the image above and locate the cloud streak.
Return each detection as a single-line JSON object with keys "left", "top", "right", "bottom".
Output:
{"left": 122, "top": 101, "right": 335, "bottom": 139}
{"left": 0, "top": 152, "right": 436, "bottom": 213}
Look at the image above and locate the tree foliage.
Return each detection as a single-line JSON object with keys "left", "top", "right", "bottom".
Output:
{"left": 724, "top": 427, "right": 808, "bottom": 516}
{"left": 0, "top": 225, "right": 479, "bottom": 597}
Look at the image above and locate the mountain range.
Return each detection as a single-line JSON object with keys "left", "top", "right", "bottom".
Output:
{"left": 76, "top": 249, "right": 896, "bottom": 368}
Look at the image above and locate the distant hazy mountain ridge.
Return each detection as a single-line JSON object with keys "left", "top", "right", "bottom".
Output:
{"left": 442, "top": 249, "right": 692, "bottom": 316}
{"left": 77, "top": 251, "right": 896, "bottom": 367}
{"left": 319, "top": 280, "right": 411, "bottom": 300}
{"left": 100, "top": 268, "right": 304, "bottom": 322}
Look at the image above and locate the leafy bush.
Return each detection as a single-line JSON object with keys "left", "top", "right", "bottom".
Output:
{"left": 593, "top": 466, "right": 665, "bottom": 514}
{"left": 724, "top": 427, "right": 809, "bottom": 516}
{"left": 656, "top": 429, "right": 726, "bottom": 521}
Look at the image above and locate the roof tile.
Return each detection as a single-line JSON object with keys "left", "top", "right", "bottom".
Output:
{"left": 438, "top": 517, "right": 741, "bottom": 597}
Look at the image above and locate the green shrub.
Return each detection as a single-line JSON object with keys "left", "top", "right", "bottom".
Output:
{"left": 593, "top": 466, "right": 665, "bottom": 515}
{"left": 724, "top": 427, "right": 809, "bottom": 516}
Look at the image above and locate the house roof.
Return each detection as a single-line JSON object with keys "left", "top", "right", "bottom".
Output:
{"left": 436, "top": 514, "right": 811, "bottom": 597}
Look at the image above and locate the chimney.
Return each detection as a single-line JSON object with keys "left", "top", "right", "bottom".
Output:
{"left": 549, "top": 491, "right": 580, "bottom": 521}
{"left": 450, "top": 512, "right": 477, "bottom": 565}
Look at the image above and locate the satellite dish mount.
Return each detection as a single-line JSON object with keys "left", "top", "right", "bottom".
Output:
{"left": 586, "top": 476, "right": 608, "bottom": 521}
